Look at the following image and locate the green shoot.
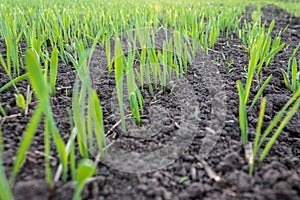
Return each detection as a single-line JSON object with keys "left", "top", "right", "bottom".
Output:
{"left": 259, "top": 95, "right": 300, "bottom": 163}
{"left": 44, "top": 116, "right": 52, "bottom": 187}
{"left": 249, "top": 97, "right": 266, "bottom": 175}
{"left": 73, "top": 159, "right": 96, "bottom": 200}
{"left": 114, "top": 37, "right": 126, "bottom": 132}
{"left": 249, "top": 88, "right": 300, "bottom": 175}
{"left": 126, "top": 45, "right": 142, "bottom": 125}
{"left": 10, "top": 48, "right": 68, "bottom": 186}
{"left": 14, "top": 93, "right": 26, "bottom": 114}
{"left": 106, "top": 37, "right": 112, "bottom": 75}
{"left": 90, "top": 90, "right": 106, "bottom": 158}
{"left": 282, "top": 57, "right": 300, "bottom": 93}
{"left": 50, "top": 46, "right": 59, "bottom": 97}
{"left": 249, "top": 74, "right": 272, "bottom": 110}
{"left": 237, "top": 80, "right": 248, "bottom": 145}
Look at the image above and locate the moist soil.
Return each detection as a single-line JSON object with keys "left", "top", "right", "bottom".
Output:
{"left": 0, "top": 4, "right": 300, "bottom": 200}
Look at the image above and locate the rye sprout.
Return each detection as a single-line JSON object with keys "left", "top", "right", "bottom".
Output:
{"left": 249, "top": 87, "right": 300, "bottom": 175}
{"left": 14, "top": 93, "right": 26, "bottom": 114}
{"left": 237, "top": 66, "right": 273, "bottom": 145}
{"left": 115, "top": 37, "right": 126, "bottom": 132}
{"left": 243, "top": 20, "right": 285, "bottom": 84}
{"left": 72, "top": 159, "right": 96, "bottom": 200}
{"left": 126, "top": 44, "right": 142, "bottom": 124}
{"left": 282, "top": 45, "right": 300, "bottom": 93}
{"left": 50, "top": 46, "right": 59, "bottom": 96}
{"left": 10, "top": 48, "right": 68, "bottom": 185}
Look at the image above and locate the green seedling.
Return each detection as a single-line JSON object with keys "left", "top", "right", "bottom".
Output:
{"left": 90, "top": 90, "right": 106, "bottom": 158}
{"left": 237, "top": 72, "right": 272, "bottom": 145}
{"left": 282, "top": 57, "right": 300, "bottom": 93}
{"left": 73, "top": 75, "right": 89, "bottom": 158}
{"left": 50, "top": 46, "right": 59, "bottom": 96}
{"left": 44, "top": 116, "right": 52, "bottom": 186}
{"left": 10, "top": 48, "right": 68, "bottom": 186}
{"left": 114, "top": 37, "right": 126, "bottom": 132}
{"left": 243, "top": 20, "right": 285, "bottom": 84}
{"left": 106, "top": 37, "right": 112, "bottom": 75}
{"left": 249, "top": 87, "right": 300, "bottom": 175}
{"left": 14, "top": 93, "right": 26, "bottom": 114}
{"left": 249, "top": 74, "right": 272, "bottom": 110}
{"left": 237, "top": 80, "right": 248, "bottom": 145}
{"left": 126, "top": 45, "right": 142, "bottom": 124}
{"left": 72, "top": 159, "right": 96, "bottom": 200}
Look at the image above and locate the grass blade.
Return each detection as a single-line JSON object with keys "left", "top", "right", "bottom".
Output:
{"left": 50, "top": 46, "right": 59, "bottom": 96}
{"left": 249, "top": 74, "right": 272, "bottom": 110}
{"left": 291, "top": 57, "right": 297, "bottom": 92}
{"left": 259, "top": 97, "right": 300, "bottom": 164}
{"left": 249, "top": 97, "right": 266, "bottom": 175}
{"left": 25, "top": 48, "right": 48, "bottom": 100}
{"left": 9, "top": 102, "right": 45, "bottom": 186}
{"left": 91, "top": 90, "right": 106, "bottom": 158}
{"left": 237, "top": 80, "right": 248, "bottom": 145}
{"left": 115, "top": 37, "right": 126, "bottom": 132}
{"left": 281, "top": 69, "right": 291, "bottom": 90}
{"left": 0, "top": 73, "right": 29, "bottom": 93}
{"left": 258, "top": 87, "right": 300, "bottom": 149}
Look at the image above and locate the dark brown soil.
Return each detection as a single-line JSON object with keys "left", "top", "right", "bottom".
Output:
{"left": 0, "top": 4, "right": 300, "bottom": 200}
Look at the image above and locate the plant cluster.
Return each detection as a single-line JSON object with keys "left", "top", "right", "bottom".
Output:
{"left": 236, "top": 15, "right": 300, "bottom": 175}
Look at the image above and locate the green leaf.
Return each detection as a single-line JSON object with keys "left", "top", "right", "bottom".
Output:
{"left": 281, "top": 69, "right": 291, "bottom": 90}
{"left": 76, "top": 159, "right": 96, "bottom": 184}
{"left": 73, "top": 159, "right": 96, "bottom": 200}
{"left": 106, "top": 38, "right": 112, "bottom": 75}
{"left": 25, "top": 48, "right": 48, "bottom": 101}
{"left": 291, "top": 57, "right": 297, "bottom": 92}
{"left": 10, "top": 101, "right": 45, "bottom": 185}
{"left": 258, "top": 87, "right": 300, "bottom": 149}
{"left": 249, "top": 97, "right": 266, "bottom": 176}
{"left": 245, "top": 46, "right": 258, "bottom": 103}
{"left": 0, "top": 73, "right": 29, "bottom": 93}
{"left": 264, "top": 43, "right": 285, "bottom": 63}
{"left": 92, "top": 90, "right": 106, "bottom": 157}
{"left": 115, "top": 37, "right": 126, "bottom": 132}
{"left": 259, "top": 96, "right": 300, "bottom": 163}
{"left": 72, "top": 79, "right": 88, "bottom": 158}
{"left": 291, "top": 43, "right": 300, "bottom": 58}
{"left": 249, "top": 74, "right": 272, "bottom": 110}
{"left": 44, "top": 117, "right": 52, "bottom": 186}
{"left": 50, "top": 118, "right": 68, "bottom": 182}
{"left": 50, "top": 46, "right": 59, "bottom": 96}
{"left": 267, "top": 20, "right": 275, "bottom": 35}
{"left": 129, "top": 92, "right": 140, "bottom": 124}
{"left": 15, "top": 93, "right": 26, "bottom": 113}
{"left": 237, "top": 80, "right": 248, "bottom": 145}
{"left": 178, "top": 176, "right": 189, "bottom": 184}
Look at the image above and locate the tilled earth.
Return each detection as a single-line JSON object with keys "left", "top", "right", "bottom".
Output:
{"left": 0, "top": 4, "right": 300, "bottom": 200}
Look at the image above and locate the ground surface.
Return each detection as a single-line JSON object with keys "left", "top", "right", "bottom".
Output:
{"left": 0, "top": 4, "right": 300, "bottom": 200}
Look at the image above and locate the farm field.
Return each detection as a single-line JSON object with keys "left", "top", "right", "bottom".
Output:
{"left": 0, "top": 0, "right": 300, "bottom": 199}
